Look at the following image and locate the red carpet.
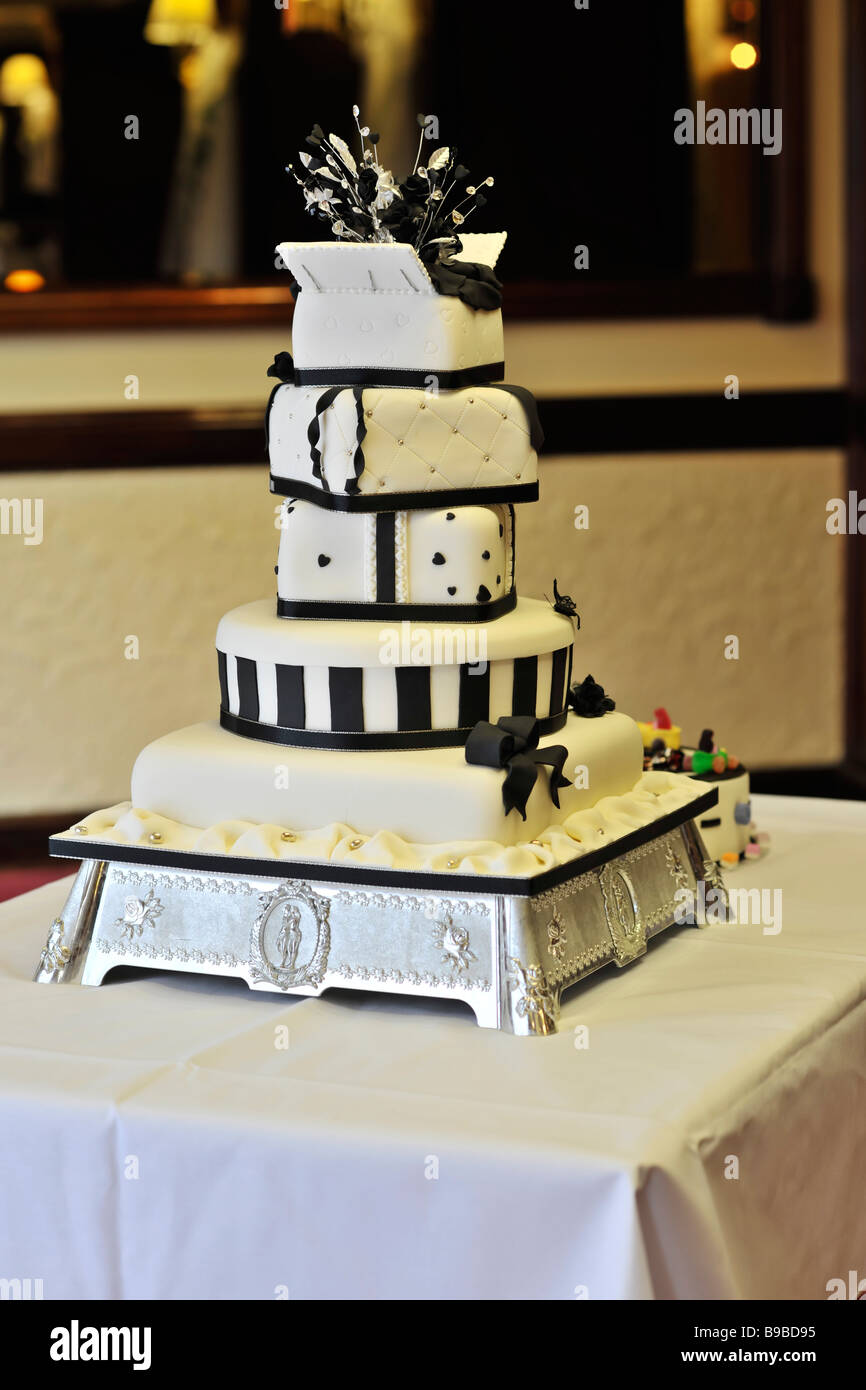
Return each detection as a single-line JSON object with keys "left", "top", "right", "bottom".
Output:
{"left": 0, "top": 867, "right": 75, "bottom": 904}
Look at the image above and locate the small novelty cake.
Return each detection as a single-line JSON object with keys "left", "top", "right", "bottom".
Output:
{"left": 640, "top": 714, "right": 767, "bottom": 866}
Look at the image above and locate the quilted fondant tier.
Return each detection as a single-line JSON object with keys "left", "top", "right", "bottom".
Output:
{"left": 277, "top": 238, "right": 505, "bottom": 382}
{"left": 215, "top": 597, "right": 575, "bottom": 748}
{"left": 276, "top": 499, "right": 514, "bottom": 620}
{"left": 268, "top": 382, "right": 538, "bottom": 509}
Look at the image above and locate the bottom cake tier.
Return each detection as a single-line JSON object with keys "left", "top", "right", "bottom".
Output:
{"left": 128, "top": 709, "right": 642, "bottom": 847}
{"left": 50, "top": 708, "right": 711, "bottom": 879}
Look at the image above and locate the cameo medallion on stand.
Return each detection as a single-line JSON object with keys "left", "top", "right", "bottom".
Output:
{"left": 249, "top": 882, "right": 331, "bottom": 990}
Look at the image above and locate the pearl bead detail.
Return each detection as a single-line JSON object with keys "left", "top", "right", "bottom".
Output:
{"left": 281, "top": 831, "right": 295, "bottom": 842}
{"left": 349, "top": 838, "right": 363, "bottom": 849}
{"left": 72, "top": 825, "right": 87, "bottom": 835}
{"left": 148, "top": 831, "right": 163, "bottom": 843}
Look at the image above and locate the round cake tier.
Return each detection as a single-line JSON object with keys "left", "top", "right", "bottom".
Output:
{"left": 276, "top": 499, "right": 515, "bottom": 621}
{"left": 216, "top": 597, "right": 575, "bottom": 749}
{"left": 267, "top": 382, "right": 539, "bottom": 510}
{"left": 130, "top": 710, "right": 643, "bottom": 848}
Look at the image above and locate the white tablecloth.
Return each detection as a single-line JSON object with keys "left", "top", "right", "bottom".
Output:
{"left": 1, "top": 794, "right": 864, "bottom": 1301}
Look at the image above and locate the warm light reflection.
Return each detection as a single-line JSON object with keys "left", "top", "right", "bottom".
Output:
{"left": 730, "top": 41, "right": 758, "bottom": 69}
{"left": 5, "top": 270, "right": 46, "bottom": 293}
{"left": 0, "top": 53, "right": 49, "bottom": 104}
{"left": 729, "top": 0, "right": 756, "bottom": 21}
{"left": 144, "top": 0, "right": 216, "bottom": 47}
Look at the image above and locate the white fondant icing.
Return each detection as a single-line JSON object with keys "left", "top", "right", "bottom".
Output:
{"left": 276, "top": 499, "right": 511, "bottom": 609}
{"left": 217, "top": 596, "right": 572, "bottom": 669}
{"left": 129, "top": 712, "right": 644, "bottom": 849}
{"left": 277, "top": 501, "right": 367, "bottom": 600}
{"left": 277, "top": 240, "right": 505, "bottom": 376}
{"left": 268, "top": 384, "right": 537, "bottom": 498}
{"left": 535, "top": 652, "right": 553, "bottom": 719}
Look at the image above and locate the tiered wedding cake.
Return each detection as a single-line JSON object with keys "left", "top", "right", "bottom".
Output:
{"left": 53, "top": 120, "right": 705, "bottom": 878}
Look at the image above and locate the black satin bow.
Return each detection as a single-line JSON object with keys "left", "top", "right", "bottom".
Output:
{"left": 268, "top": 351, "right": 296, "bottom": 383}
{"left": 464, "top": 715, "right": 572, "bottom": 820}
{"left": 425, "top": 256, "right": 503, "bottom": 310}
{"left": 569, "top": 674, "right": 615, "bottom": 719}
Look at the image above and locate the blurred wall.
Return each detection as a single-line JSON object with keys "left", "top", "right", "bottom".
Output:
{"left": 0, "top": 0, "right": 846, "bottom": 819}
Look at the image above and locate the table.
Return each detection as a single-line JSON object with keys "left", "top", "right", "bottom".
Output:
{"left": 1, "top": 794, "right": 864, "bottom": 1300}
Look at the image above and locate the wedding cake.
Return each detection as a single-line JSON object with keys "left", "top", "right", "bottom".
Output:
{"left": 53, "top": 116, "right": 706, "bottom": 880}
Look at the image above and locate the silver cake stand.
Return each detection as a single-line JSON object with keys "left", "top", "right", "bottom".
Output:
{"left": 34, "top": 790, "right": 723, "bottom": 1036}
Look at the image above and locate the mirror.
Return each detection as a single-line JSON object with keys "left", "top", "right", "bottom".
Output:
{"left": 0, "top": 0, "right": 807, "bottom": 322}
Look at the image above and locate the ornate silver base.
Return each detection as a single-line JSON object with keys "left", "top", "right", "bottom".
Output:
{"left": 35, "top": 812, "right": 725, "bottom": 1035}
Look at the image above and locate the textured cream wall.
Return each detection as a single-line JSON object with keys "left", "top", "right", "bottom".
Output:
{"left": 522, "top": 451, "right": 846, "bottom": 769}
{"left": 0, "top": 468, "right": 275, "bottom": 816}
{"left": 0, "top": 450, "right": 844, "bottom": 819}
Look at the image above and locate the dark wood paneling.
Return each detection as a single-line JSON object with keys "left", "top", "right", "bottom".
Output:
{"left": 0, "top": 273, "right": 788, "bottom": 333}
{"left": 0, "top": 408, "right": 265, "bottom": 469}
{"left": 0, "top": 283, "right": 296, "bottom": 332}
{"left": 846, "top": 0, "right": 866, "bottom": 774}
{"left": 539, "top": 390, "right": 846, "bottom": 455}
{"left": 761, "top": 0, "right": 814, "bottom": 319}
{"left": 0, "top": 392, "right": 847, "bottom": 472}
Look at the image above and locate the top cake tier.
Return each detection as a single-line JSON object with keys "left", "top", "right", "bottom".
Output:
{"left": 277, "top": 235, "right": 507, "bottom": 386}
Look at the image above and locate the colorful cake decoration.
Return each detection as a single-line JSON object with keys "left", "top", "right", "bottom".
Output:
{"left": 637, "top": 709, "right": 768, "bottom": 866}
{"left": 285, "top": 109, "right": 501, "bottom": 308}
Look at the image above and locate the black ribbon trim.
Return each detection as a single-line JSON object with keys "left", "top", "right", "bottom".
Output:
{"left": 345, "top": 388, "right": 367, "bottom": 494}
{"left": 220, "top": 707, "right": 567, "bottom": 752}
{"left": 307, "top": 387, "right": 342, "bottom": 491}
{"left": 269, "top": 474, "right": 539, "bottom": 512}
{"left": 47, "top": 788, "right": 719, "bottom": 900}
{"left": 465, "top": 714, "right": 572, "bottom": 821}
{"left": 293, "top": 362, "right": 505, "bottom": 389}
{"left": 492, "top": 384, "right": 544, "bottom": 453}
{"left": 267, "top": 352, "right": 504, "bottom": 390}
{"left": 276, "top": 591, "right": 517, "bottom": 623}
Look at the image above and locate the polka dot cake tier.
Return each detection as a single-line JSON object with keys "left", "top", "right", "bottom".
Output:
{"left": 275, "top": 497, "right": 515, "bottom": 620}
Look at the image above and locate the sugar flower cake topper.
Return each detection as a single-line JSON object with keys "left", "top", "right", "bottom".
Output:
{"left": 286, "top": 108, "right": 502, "bottom": 308}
